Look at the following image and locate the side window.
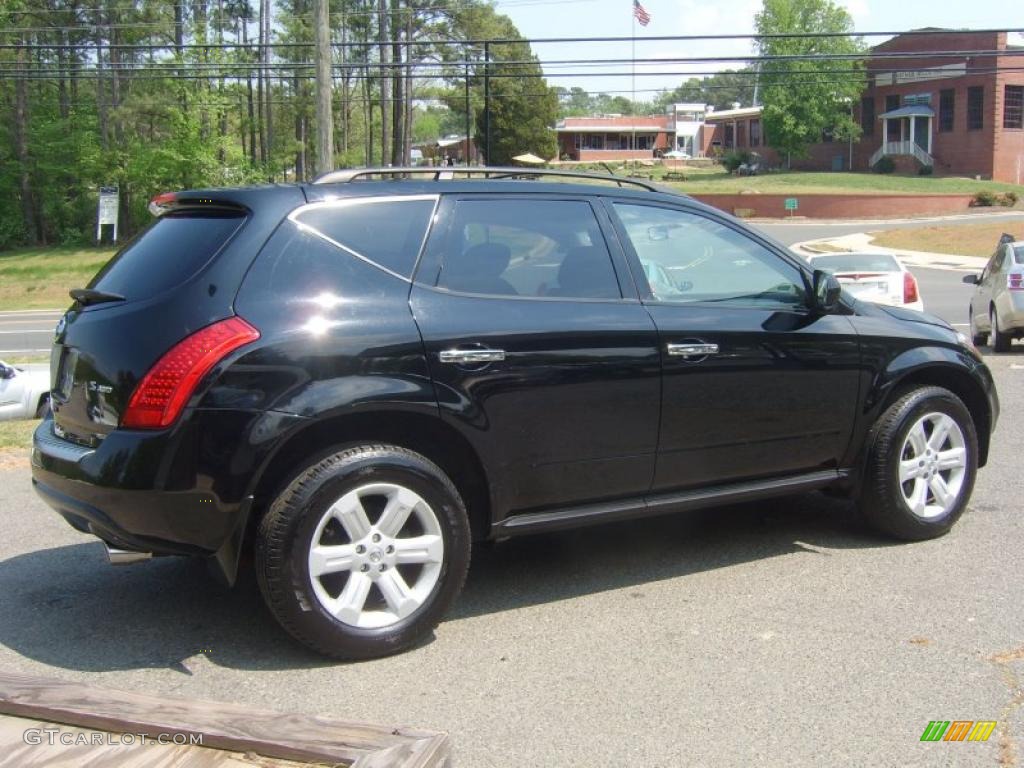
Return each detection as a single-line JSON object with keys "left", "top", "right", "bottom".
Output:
{"left": 613, "top": 203, "right": 805, "bottom": 307}
{"left": 435, "top": 199, "right": 621, "bottom": 299}
{"left": 293, "top": 197, "right": 436, "bottom": 279}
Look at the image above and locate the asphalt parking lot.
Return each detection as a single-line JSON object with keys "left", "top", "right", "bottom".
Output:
{"left": 1, "top": 351, "right": 1022, "bottom": 767}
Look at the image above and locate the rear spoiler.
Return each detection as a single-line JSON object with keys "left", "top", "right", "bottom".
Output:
{"left": 148, "top": 191, "right": 248, "bottom": 218}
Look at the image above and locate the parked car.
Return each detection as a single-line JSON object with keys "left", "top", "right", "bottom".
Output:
{"left": 0, "top": 360, "right": 49, "bottom": 422}
{"left": 32, "top": 168, "right": 998, "bottom": 659}
{"left": 806, "top": 251, "right": 923, "bottom": 312}
{"left": 963, "top": 234, "right": 1024, "bottom": 352}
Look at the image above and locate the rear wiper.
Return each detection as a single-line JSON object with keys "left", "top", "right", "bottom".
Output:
{"left": 69, "top": 288, "right": 126, "bottom": 306}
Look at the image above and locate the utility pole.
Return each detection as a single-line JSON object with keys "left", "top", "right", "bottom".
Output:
{"left": 314, "top": 0, "right": 334, "bottom": 174}
{"left": 483, "top": 41, "right": 491, "bottom": 165}
{"left": 465, "top": 60, "right": 471, "bottom": 165}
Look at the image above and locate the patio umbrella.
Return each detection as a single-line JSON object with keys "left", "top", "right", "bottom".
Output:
{"left": 512, "top": 153, "right": 546, "bottom": 165}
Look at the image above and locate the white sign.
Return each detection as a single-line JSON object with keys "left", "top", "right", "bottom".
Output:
{"left": 874, "top": 63, "right": 967, "bottom": 87}
{"left": 96, "top": 186, "right": 119, "bottom": 242}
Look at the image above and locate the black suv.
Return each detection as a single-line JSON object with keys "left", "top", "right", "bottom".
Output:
{"left": 32, "top": 168, "right": 998, "bottom": 659}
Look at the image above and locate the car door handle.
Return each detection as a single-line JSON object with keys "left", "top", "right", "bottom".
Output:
{"left": 438, "top": 348, "right": 506, "bottom": 364}
{"left": 667, "top": 343, "right": 719, "bottom": 358}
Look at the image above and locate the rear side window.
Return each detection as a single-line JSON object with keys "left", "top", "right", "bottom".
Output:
{"left": 435, "top": 199, "right": 620, "bottom": 299}
{"left": 293, "top": 198, "right": 436, "bottom": 279}
{"left": 90, "top": 212, "right": 245, "bottom": 300}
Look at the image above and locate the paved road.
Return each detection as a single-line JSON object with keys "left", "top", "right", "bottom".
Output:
{"left": 754, "top": 210, "right": 1024, "bottom": 248}
{"left": 0, "top": 310, "right": 62, "bottom": 357}
{"left": 1, "top": 350, "right": 1022, "bottom": 767}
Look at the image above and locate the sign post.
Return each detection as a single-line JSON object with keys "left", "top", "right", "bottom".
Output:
{"left": 784, "top": 197, "right": 799, "bottom": 217}
{"left": 97, "top": 186, "right": 119, "bottom": 244}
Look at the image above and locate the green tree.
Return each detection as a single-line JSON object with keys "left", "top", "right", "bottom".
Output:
{"left": 754, "top": 0, "right": 865, "bottom": 163}
{"left": 450, "top": 4, "right": 558, "bottom": 164}
{"left": 654, "top": 70, "right": 757, "bottom": 113}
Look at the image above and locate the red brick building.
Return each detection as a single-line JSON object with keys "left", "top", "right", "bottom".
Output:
{"left": 555, "top": 114, "right": 674, "bottom": 161}
{"left": 703, "top": 30, "right": 1024, "bottom": 183}
{"left": 556, "top": 31, "right": 1023, "bottom": 183}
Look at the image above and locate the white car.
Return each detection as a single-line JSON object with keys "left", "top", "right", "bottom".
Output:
{"left": 806, "top": 252, "right": 923, "bottom": 312}
{"left": 0, "top": 360, "right": 50, "bottom": 421}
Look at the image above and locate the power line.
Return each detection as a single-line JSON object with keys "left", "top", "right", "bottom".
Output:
{"left": 2, "top": 28, "right": 1021, "bottom": 46}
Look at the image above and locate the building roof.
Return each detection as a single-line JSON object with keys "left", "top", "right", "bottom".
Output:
{"left": 704, "top": 106, "right": 763, "bottom": 121}
{"left": 556, "top": 115, "right": 671, "bottom": 132}
{"left": 878, "top": 105, "right": 936, "bottom": 119}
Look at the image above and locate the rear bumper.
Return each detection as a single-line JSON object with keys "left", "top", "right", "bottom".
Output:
{"left": 31, "top": 409, "right": 306, "bottom": 563}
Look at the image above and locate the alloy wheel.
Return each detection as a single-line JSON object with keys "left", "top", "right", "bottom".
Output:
{"left": 307, "top": 482, "right": 444, "bottom": 629}
{"left": 897, "top": 412, "right": 967, "bottom": 519}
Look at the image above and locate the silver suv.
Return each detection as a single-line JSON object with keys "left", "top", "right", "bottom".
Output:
{"left": 965, "top": 234, "right": 1024, "bottom": 352}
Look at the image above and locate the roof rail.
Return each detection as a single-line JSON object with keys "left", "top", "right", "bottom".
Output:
{"left": 311, "top": 166, "right": 676, "bottom": 194}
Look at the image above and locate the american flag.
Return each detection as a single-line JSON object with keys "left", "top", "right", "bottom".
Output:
{"left": 633, "top": 0, "right": 650, "bottom": 26}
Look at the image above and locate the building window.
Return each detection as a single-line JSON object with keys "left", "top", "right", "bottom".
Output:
{"left": 904, "top": 93, "right": 931, "bottom": 106}
{"left": 939, "top": 89, "right": 955, "bottom": 132}
{"left": 1005, "top": 85, "right": 1024, "bottom": 129}
{"left": 967, "top": 86, "right": 984, "bottom": 130}
{"left": 885, "top": 94, "right": 900, "bottom": 113}
{"left": 860, "top": 97, "right": 874, "bottom": 136}
{"left": 750, "top": 119, "right": 761, "bottom": 147}
{"left": 724, "top": 123, "right": 734, "bottom": 148}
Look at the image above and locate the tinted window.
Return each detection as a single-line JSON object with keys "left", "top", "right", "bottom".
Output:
{"left": 294, "top": 198, "right": 435, "bottom": 279}
{"left": 90, "top": 212, "right": 244, "bottom": 300}
{"left": 613, "top": 203, "right": 805, "bottom": 307}
{"left": 436, "top": 200, "right": 620, "bottom": 299}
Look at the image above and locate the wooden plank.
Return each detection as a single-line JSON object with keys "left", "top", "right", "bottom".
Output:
{"left": 0, "top": 673, "right": 450, "bottom": 768}
{"left": 0, "top": 714, "right": 312, "bottom": 767}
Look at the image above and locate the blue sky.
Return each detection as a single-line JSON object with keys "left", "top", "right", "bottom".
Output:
{"left": 493, "top": 0, "right": 1024, "bottom": 99}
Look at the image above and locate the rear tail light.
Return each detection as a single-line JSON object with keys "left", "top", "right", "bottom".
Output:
{"left": 122, "top": 317, "right": 260, "bottom": 429}
{"left": 903, "top": 272, "right": 919, "bottom": 305}
{"left": 1008, "top": 273, "right": 1024, "bottom": 291}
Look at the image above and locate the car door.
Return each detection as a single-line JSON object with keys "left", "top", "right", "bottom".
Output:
{"left": 605, "top": 199, "right": 862, "bottom": 492}
{"left": 972, "top": 249, "right": 1002, "bottom": 331}
{"left": 411, "top": 194, "right": 660, "bottom": 522}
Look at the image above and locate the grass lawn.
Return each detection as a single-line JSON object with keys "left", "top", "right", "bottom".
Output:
{"left": 0, "top": 246, "right": 114, "bottom": 311}
{"left": 0, "top": 418, "right": 38, "bottom": 458}
{"left": 869, "top": 221, "right": 1024, "bottom": 258}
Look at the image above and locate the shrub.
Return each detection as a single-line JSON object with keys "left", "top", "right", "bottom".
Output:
{"left": 722, "top": 150, "right": 751, "bottom": 174}
{"left": 1001, "top": 191, "right": 1019, "bottom": 207}
{"left": 972, "top": 190, "right": 998, "bottom": 207}
{"left": 917, "top": 165, "right": 933, "bottom": 176}
{"left": 873, "top": 156, "right": 895, "bottom": 174}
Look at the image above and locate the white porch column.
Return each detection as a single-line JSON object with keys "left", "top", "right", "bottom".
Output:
{"left": 882, "top": 118, "right": 887, "bottom": 150}
{"left": 927, "top": 117, "right": 932, "bottom": 154}
{"left": 908, "top": 117, "right": 915, "bottom": 153}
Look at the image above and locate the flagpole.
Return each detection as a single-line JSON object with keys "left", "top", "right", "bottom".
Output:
{"left": 631, "top": 2, "right": 636, "bottom": 172}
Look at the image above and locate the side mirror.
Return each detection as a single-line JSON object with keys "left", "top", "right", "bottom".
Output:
{"left": 962, "top": 273, "right": 980, "bottom": 285}
{"left": 0, "top": 364, "right": 13, "bottom": 380}
{"left": 811, "top": 269, "right": 842, "bottom": 312}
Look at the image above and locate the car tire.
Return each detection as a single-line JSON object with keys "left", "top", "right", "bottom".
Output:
{"left": 991, "top": 308, "right": 1011, "bottom": 352}
{"left": 859, "top": 386, "right": 977, "bottom": 541}
{"left": 969, "top": 307, "right": 986, "bottom": 347}
{"left": 256, "top": 444, "right": 471, "bottom": 659}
